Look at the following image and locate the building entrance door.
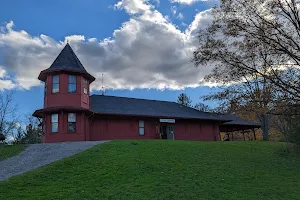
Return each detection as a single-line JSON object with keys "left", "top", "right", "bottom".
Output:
{"left": 167, "top": 126, "right": 174, "bottom": 140}
{"left": 160, "top": 125, "right": 174, "bottom": 140}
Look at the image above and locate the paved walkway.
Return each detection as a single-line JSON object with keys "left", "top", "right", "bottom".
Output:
{"left": 0, "top": 141, "right": 108, "bottom": 181}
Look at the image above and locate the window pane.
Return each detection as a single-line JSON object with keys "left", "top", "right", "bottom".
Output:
{"left": 68, "top": 113, "right": 76, "bottom": 122}
{"left": 139, "top": 120, "right": 144, "bottom": 128}
{"left": 139, "top": 127, "right": 144, "bottom": 135}
{"left": 51, "top": 114, "right": 58, "bottom": 123}
{"left": 53, "top": 75, "right": 59, "bottom": 84}
{"left": 68, "top": 84, "right": 76, "bottom": 93}
{"left": 69, "top": 75, "right": 76, "bottom": 84}
{"left": 52, "top": 123, "right": 58, "bottom": 133}
{"left": 84, "top": 88, "right": 87, "bottom": 94}
{"left": 52, "top": 83, "right": 59, "bottom": 93}
{"left": 68, "top": 123, "right": 76, "bottom": 132}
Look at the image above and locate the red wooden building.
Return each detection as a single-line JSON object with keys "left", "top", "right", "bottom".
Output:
{"left": 33, "top": 44, "right": 259, "bottom": 143}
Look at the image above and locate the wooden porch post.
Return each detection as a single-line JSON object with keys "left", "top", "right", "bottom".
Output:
{"left": 252, "top": 128, "right": 256, "bottom": 140}
{"left": 242, "top": 130, "right": 245, "bottom": 141}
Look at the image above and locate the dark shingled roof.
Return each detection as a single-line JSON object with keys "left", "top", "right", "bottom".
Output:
{"left": 219, "top": 114, "right": 260, "bottom": 132}
{"left": 38, "top": 43, "right": 95, "bottom": 82}
{"left": 220, "top": 114, "right": 260, "bottom": 127}
{"left": 90, "top": 95, "right": 229, "bottom": 121}
{"left": 49, "top": 43, "right": 86, "bottom": 71}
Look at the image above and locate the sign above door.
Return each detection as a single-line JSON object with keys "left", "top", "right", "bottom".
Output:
{"left": 159, "top": 119, "right": 175, "bottom": 123}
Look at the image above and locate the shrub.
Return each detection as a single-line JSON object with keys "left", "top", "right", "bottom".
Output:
{"left": 0, "top": 133, "right": 5, "bottom": 142}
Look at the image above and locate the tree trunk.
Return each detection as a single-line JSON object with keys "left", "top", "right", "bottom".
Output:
{"left": 260, "top": 115, "right": 269, "bottom": 141}
{"left": 252, "top": 129, "right": 257, "bottom": 140}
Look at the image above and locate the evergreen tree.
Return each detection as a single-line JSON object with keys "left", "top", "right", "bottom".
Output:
{"left": 177, "top": 93, "right": 192, "bottom": 107}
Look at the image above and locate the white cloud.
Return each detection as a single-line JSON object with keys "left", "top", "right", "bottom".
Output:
{"left": 171, "top": 6, "right": 184, "bottom": 20}
{"left": 177, "top": 12, "right": 184, "bottom": 19}
{"left": 114, "top": 0, "right": 153, "bottom": 14}
{"left": 0, "top": 66, "right": 17, "bottom": 90}
{"left": 0, "top": 66, "right": 7, "bottom": 78}
{"left": 170, "top": 0, "right": 206, "bottom": 5}
{"left": 186, "top": 8, "right": 213, "bottom": 36}
{"left": 0, "top": 3, "right": 215, "bottom": 91}
{"left": 171, "top": 6, "right": 177, "bottom": 15}
{"left": 0, "top": 79, "right": 16, "bottom": 90}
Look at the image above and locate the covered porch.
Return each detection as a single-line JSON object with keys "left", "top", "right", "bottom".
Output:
{"left": 219, "top": 114, "right": 261, "bottom": 141}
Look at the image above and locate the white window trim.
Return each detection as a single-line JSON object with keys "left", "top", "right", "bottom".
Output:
{"left": 139, "top": 120, "right": 145, "bottom": 136}
{"left": 51, "top": 114, "right": 58, "bottom": 133}
{"left": 68, "top": 75, "right": 77, "bottom": 93}
{"left": 68, "top": 113, "right": 76, "bottom": 133}
{"left": 52, "top": 75, "right": 59, "bottom": 93}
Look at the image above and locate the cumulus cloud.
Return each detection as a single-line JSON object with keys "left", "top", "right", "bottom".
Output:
{"left": 114, "top": 0, "right": 153, "bottom": 14}
{"left": 0, "top": 80, "right": 16, "bottom": 90}
{"left": 0, "top": 0, "right": 214, "bottom": 91}
{"left": 0, "top": 66, "right": 16, "bottom": 90}
{"left": 186, "top": 8, "right": 213, "bottom": 36}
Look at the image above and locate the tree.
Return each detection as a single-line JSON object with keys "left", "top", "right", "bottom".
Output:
{"left": 13, "top": 115, "right": 43, "bottom": 144}
{"left": 177, "top": 93, "right": 192, "bottom": 107}
{"left": 201, "top": 74, "right": 276, "bottom": 140}
{"left": 0, "top": 91, "right": 19, "bottom": 141}
{"left": 0, "top": 133, "right": 5, "bottom": 143}
{"left": 271, "top": 103, "right": 300, "bottom": 145}
{"left": 193, "top": 0, "right": 300, "bottom": 102}
{"left": 21, "top": 116, "right": 43, "bottom": 144}
{"left": 194, "top": 103, "right": 211, "bottom": 112}
{"left": 193, "top": 0, "right": 300, "bottom": 140}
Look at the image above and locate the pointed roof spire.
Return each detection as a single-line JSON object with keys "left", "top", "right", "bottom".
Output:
{"left": 49, "top": 43, "right": 86, "bottom": 71}
{"left": 38, "top": 43, "right": 96, "bottom": 83}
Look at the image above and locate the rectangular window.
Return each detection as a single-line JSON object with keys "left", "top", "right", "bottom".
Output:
{"left": 84, "top": 87, "right": 88, "bottom": 94}
{"left": 68, "top": 113, "right": 76, "bottom": 132}
{"left": 83, "top": 79, "right": 88, "bottom": 84}
{"left": 51, "top": 114, "right": 58, "bottom": 133}
{"left": 139, "top": 120, "right": 145, "bottom": 136}
{"left": 52, "top": 75, "right": 59, "bottom": 93}
{"left": 68, "top": 75, "right": 76, "bottom": 93}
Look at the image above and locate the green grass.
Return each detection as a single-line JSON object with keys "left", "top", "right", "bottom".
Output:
{"left": 1, "top": 141, "right": 300, "bottom": 200}
{"left": 0, "top": 144, "right": 25, "bottom": 160}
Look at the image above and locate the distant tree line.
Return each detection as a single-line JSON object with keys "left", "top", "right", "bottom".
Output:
{"left": 0, "top": 91, "right": 42, "bottom": 144}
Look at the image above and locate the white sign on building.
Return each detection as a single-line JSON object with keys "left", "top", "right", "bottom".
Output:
{"left": 159, "top": 119, "right": 175, "bottom": 123}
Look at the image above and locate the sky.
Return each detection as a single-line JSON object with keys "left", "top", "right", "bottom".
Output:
{"left": 0, "top": 0, "right": 220, "bottom": 116}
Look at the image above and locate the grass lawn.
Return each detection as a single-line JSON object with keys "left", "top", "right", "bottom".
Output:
{"left": 0, "top": 144, "right": 25, "bottom": 160}
{"left": 1, "top": 140, "right": 300, "bottom": 200}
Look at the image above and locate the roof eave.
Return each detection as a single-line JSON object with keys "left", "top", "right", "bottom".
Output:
{"left": 38, "top": 68, "right": 96, "bottom": 83}
{"left": 33, "top": 107, "right": 93, "bottom": 118}
{"left": 91, "top": 111, "right": 231, "bottom": 122}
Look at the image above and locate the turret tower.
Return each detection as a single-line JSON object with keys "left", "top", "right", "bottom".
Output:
{"left": 33, "top": 44, "right": 95, "bottom": 143}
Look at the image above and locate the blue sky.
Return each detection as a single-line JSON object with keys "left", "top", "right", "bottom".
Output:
{"left": 0, "top": 0, "right": 219, "bottom": 117}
